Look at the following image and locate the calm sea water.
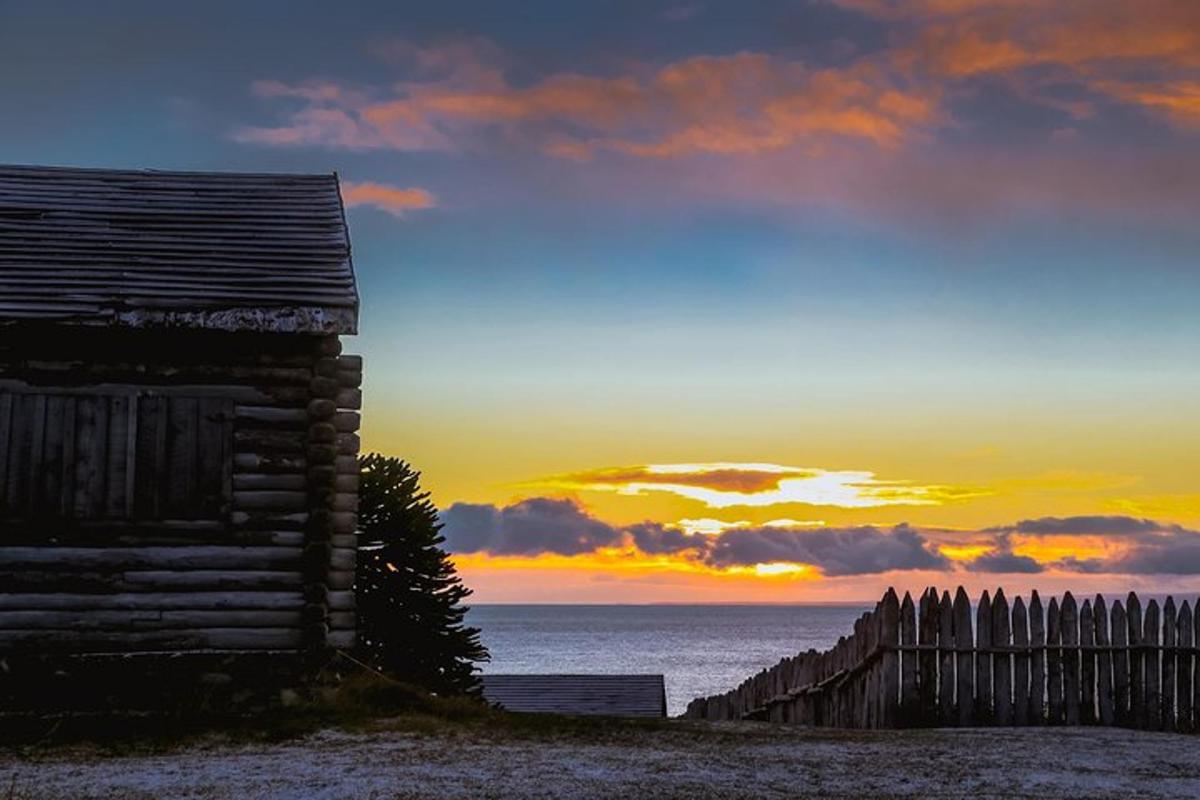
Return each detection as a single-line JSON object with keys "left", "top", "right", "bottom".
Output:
{"left": 468, "top": 604, "right": 871, "bottom": 716}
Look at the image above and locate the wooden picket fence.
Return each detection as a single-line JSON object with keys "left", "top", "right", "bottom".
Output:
{"left": 683, "top": 587, "right": 1200, "bottom": 731}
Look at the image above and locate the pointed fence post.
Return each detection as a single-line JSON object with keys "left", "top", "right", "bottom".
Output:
{"left": 1029, "top": 591, "right": 1045, "bottom": 724}
{"left": 1062, "top": 593, "right": 1080, "bottom": 725}
{"left": 1095, "top": 595, "right": 1115, "bottom": 727}
{"left": 900, "top": 591, "right": 918, "bottom": 727}
{"left": 954, "top": 587, "right": 974, "bottom": 727}
{"left": 1112, "top": 599, "right": 1129, "bottom": 727}
{"left": 868, "top": 609, "right": 878, "bottom": 729}
{"left": 918, "top": 588, "right": 939, "bottom": 726}
{"left": 939, "top": 590, "right": 954, "bottom": 726}
{"left": 1047, "top": 596, "right": 1063, "bottom": 724}
{"left": 870, "top": 608, "right": 881, "bottom": 728}
{"left": 1194, "top": 597, "right": 1200, "bottom": 732}
{"left": 1177, "top": 601, "right": 1193, "bottom": 732}
{"left": 1013, "top": 595, "right": 1030, "bottom": 726}
{"left": 881, "top": 589, "right": 900, "bottom": 728}
{"left": 849, "top": 619, "right": 862, "bottom": 728}
{"left": 1080, "top": 599, "right": 1096, "bottom": 724}
{"left": 975, "top": 590, "right": 993, "bottom": 724}
{"left": 857, "top": 612, "right": 868, "bottom": 728}
{"left": 1127, "top": 592, "right": 1144, "bottom": 728}
{"left": 1163, "top": 597, "right": 1176, "bottom": 731}
{"left": 872, "top": 605, "right": 884, "bottom": 728}
{"left": 993, "top": 588, "right": 1013, "bottom": 725}
{"left": 793, "top": 654, "right": 807, "bottom": 725}
{"left": 868, "top": 606, "right": 878, "bottom": 734}
{"left": 848, "top": 630, "right": 858, "bottom": 727}
{"left": 1145, "top": 599, "right": 1161, "bottom": 730}
{"left": 829, "top": 641, "right": 839, "bottom": 727}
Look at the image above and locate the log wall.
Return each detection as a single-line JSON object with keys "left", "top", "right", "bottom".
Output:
{"left": 684, "top": 587, "right": 1200, "bottom": 733}
{"left": 0, "top": 328, "right": 361, "bottom": 662}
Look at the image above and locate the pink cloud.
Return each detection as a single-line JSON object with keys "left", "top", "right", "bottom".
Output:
{"left": 839, "top": 0, "right": 1200, "bottom": 128}
{"left": 236, "top": 4, "right": 1200, "bottom": 162}
{"left": 340, "top": 180, "right": 436, "bottom": 217}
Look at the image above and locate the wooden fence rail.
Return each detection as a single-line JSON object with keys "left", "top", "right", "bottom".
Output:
{"left": 682, "top": 587, "right": 1200, "bottom": 732}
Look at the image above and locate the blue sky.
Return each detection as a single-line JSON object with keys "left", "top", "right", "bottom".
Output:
{"left": 4, "top": 0, "right": 1200, "bottom": 599}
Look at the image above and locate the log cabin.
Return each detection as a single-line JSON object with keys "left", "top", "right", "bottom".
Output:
{"left": 0, "top": 164, "right": 362, "bottom": 709}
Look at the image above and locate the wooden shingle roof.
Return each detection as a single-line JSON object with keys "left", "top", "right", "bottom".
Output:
{"left": 480, "top": 674, "right": 667, "bottom": 717}
{"left": 0, "top": 164, "right": 357, "bottom": 334}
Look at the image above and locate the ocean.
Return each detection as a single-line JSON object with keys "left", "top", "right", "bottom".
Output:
{"left": 468, "top": 603, "right": 873, "bottom": 717}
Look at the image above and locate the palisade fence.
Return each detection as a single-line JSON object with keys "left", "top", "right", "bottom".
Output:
{"left": 683, "top": 587, "right": 1200, "bottom": 732}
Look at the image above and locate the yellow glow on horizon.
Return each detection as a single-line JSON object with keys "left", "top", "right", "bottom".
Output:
{"left": 366, "top": 402, "right": 1200, "bottom": 599}
{"left": 450, "top": 549, "right": 824, "bottom": 581}
{"left": 449, "top": 548, "right": 711, "bottom": 576}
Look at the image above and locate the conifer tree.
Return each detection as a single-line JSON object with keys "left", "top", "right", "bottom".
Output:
{"left": 355, "top": 453, "right": 488, "bottom": 693}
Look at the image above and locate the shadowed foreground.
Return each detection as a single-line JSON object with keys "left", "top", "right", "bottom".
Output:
{"left": 4, "top": 722, "right": 1199, "bottom": 800}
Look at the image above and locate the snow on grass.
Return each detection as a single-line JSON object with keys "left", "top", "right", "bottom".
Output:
{"left": 3, "top": 722, "right": 1200, "bottom": 799}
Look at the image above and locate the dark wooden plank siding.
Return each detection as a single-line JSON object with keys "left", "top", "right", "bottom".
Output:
{"left": 0, "top": 390, "right": 233, "bottom": 523}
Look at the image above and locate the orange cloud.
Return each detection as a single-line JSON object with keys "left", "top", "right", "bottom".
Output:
{"left": 1095, "top": 80, "right": 1200, "bottom": 128}
{"left": 841, "top": 0, "right": 1200, "bottom": 128}
{"left": 340, "top": 180, "right": 436, "bottom": 216}
{"left": 238, "top": 46, "right": 937, "bottom": 159}
{"left": 238, "top": 3, "right": 1200, "bottom": 164}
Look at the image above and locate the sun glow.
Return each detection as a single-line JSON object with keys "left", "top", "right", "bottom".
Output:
{"left": 749, "top": 562, "right": 817, "bottom": 578}
{"left": 532, "top": 462, "right": 988, "bottom": 510}
{"left": 676, "top": 517, "right": 826, "bottom": 535}
{"left": 938, "top": 544, "right": 993, "bottom": 561}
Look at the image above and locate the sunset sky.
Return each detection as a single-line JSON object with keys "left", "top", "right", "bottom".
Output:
{"left": 5, "top": 0, "right": 1200, "bottom": 602}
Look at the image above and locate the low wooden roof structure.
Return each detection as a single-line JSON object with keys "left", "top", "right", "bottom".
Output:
{"left": 0, "top": 164, "right": 356, "bottom": 333}
{"left": 480, "top": 674, "right": 667, "bottom": 717}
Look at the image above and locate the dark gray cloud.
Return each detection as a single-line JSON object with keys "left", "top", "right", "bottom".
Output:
{"left": 705, "top": 523, "right": 950, "bottom": 576}
{"left": 1102, "top": 531, "right": 1200, "bottom": 575}
{"left": 1052, "top": 556, "right": 1109, "bottom": 574}
{"left": 966, "top": 551, "right": 1045, "bottom": 574}
{"left": 982, "top": 516, "right": 1200, "bottom": 575}
{"left": 987, "top": 515, "right": 1184, "bottom": 537}
{"left": 440, "top": 499, "right": 950, "bottom": 575}
{"left": 965, "top": 531, "right": 1044, "bottom": 573}
{"left": 439, "top": 497, "right": 623, "bottom": 556}
{"left": 626, "top": 522, "right": 702, "bottom": 555}
{"left": 439, "top": 502, "right": 1200, "bottom": 576}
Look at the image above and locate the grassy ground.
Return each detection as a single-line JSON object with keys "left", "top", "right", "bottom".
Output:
{"left": 0, "top": 676, "right": 674, "bottom": 753}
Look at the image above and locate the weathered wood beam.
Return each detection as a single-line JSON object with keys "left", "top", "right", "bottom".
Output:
{"left": 0, "top": 546, "right": 302, "bottom": 570}
{"left": 0, "top": 592, "right": 303, "bottom": 611}
{"left": 0, "top": 627, "right": 304, "bottom": 652}
{"left": 0, "top": 609, "right": 302, "bottom": 630}
{"left": 0, "top": 570, "right": 304, "bottom": 593}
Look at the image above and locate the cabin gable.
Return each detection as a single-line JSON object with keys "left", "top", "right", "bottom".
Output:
{"left": 0, "top": 165, "right": 363, "bottom": 710}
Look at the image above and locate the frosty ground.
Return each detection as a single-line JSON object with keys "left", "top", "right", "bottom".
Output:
{"left": 4, "top": 721, "right": 1199, "bottom": 800}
